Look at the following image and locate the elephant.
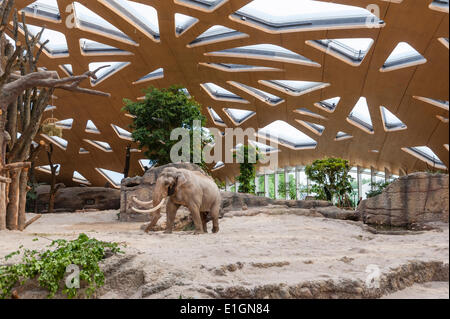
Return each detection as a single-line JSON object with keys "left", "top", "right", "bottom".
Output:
{"left": 131, "top": 167, "right": 221, "bottom": 234}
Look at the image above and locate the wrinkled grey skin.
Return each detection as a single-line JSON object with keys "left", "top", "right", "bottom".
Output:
{"left": 145, "top": 167, "right": 221, "bottom": 234}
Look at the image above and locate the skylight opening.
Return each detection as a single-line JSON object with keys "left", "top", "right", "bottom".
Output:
{"left": 20, "top": 24, "right": 68, "bottom": 56}
{"left": 55, "top": 119, "right": 73, "bottom": 130}
{"left": 429, "top": 0, "right": 449, "bottom": 13}
{"left": 188, "top": 25, "right": 248, "bottom": 47}
{"left": 258, "top": 120, "right": 317, "bottom": 150}
{"left": 228, "top": 82, "right": 284, "bottom": 106}
{"left": 335, "top": 131, "right": 353, "bottom": 141}
{"left": 59, "top": 64, "right": 73, "bottom": 76}
{"left": 133, "top": 68, "right": 164, "bottom": 84}
{"left": 139, "top": 159, "right": 154, "bottom": 171}
{"left": 84, "top": 139, "right": 113, "bottom": 152}
{"left": 45, "top": 105, "right": 57, "bottom": 112}
{"left": 413, "top": 96, "right": 449, "bottom": 111}
{"left": 73, "top": 2, "right": 134, "bottom": 43}
{"left": 85, "top": 120, "right": 100, "bottom": 134}
{"left": 224, "top": 108, "right": 256, "bottom": 125}
{"left": 111, "top": 124, "right": 133, "bottom": 140}
{"left": 174, "top": 0, "right": 227, "bottom": 12}
{"left": 212, "top": 161, "right": 225, "bottom": 171}
{"left": 314, "top": 97, "right": 340, "bottom": 113}
{"left": 294, "top": 108, "right": 327, "bottom": 120}
{"left": 296, "top": 120, "right": 325, "bottom": 136}
{"left": 200, "top": 63, "right": 281, "bottom": 72}
{"left": 208, "top": 107, "right": 226, "bottom": 126}
{"left": 89, "top": 62, "right": 131, "bottom": 85}
{"left": 79, "top": 148, "right": 90, "bottom": 155}
{"left": 73, "top": 171, "right": 91, "bottom": 185}
{"left": 206, "top": 44, "right": 321, "bottom": 67}
{"left": 100, "top": 0, "right": 160, "bottom": 41}
{"left": 175, "top": 13, "right": 199, "bottom": 36}
{"left": 380, "top": 42, "right": 427, "bottom": 72}
{"left": 249, "top": 140, "right": 279, "bottom": 154}
{"left": 96, "top": 168, "right": 124, "bottom": 188}
{"left": 306, "top": 38, "right": 374, "bottom": 66}
{"left": 232, "top": 0, "right": 384, "bottom": 32}
{"left": 347, "top": 97, "right": 374, "bottom": 134}
{"left": 37, "top": 164, "right": 61, "bottom": 175}
{"left": 380, "top": 106, "right": 407, "bottom": 132}
{"left": 201, "top": 83, "right": 248, "bottom": 103}
{"left": 23, "top": 0, "right": 61, "bottom": 21}
{"left": 41, "top": 134, "right": 68, "bottom": 150}
{"left": 260, "top": 80, "right": 330, "bottom": 96}
{"left": 402, "top": 146, "right": 446, "bottom": 170}
{"left": 80, "top": 38, "right": 129, "bottom": 55}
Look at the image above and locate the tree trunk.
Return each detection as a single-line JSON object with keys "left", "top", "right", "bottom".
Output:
{"left": 18, "top": 167, "right": 28, "bottom": 230}
{"left": 6, "top": 169, "right": 19, "bottom": 230}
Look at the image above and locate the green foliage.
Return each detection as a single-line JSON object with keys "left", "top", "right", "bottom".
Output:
{"left": 122, "top": 86, "right": 208, "bottom": 166}
{"left": 277, "top": 175, "right": 297, "bottom": 199}
{"left": 235, "top": 145, "right": 260, "bottom": 194}
{"left": 366, "top": 181, "right": 391, "bottom": 199}
{"left": 0, "top": 234, "right": 123, "bottom": 299}
{"left": 305, "top": 157, "right": 353, "bottom": 203}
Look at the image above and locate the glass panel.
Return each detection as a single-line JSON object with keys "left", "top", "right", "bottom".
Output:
{"left": 259, "top": 120, "right": 317, "bottom": 149}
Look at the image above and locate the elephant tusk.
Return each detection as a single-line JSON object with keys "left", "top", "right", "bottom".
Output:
{"left": 131, "top": 198, "right": 167, "bottom": 214}
{"left": 132, "top": 196, "right": 153, "bottom": 207}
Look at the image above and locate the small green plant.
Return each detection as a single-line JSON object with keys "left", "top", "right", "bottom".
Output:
{"left": 366, "top": 181, "right": 392, "bottom": 198}
{"left": 235, "top": 145, "right": 261, "bottom": 194}
{"left": 0, "top": 234, "right": 123, "bottom": 299}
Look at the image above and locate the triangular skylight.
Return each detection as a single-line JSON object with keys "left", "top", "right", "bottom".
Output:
{"left": 41, "top": 135, "right": 68, "bottom": 150}
{"left": 402, "top": 146, "right": 446, "bottom": 170}
{"left": 249, "top": 140, "right": 278, "bottom": 154}
{"left": 438, "top": 37, "right": 449, "bottom": 49}
{"left": 88, "top": 62, "right": 130, "bottom": 85}
{"left": 296, "top": 120, "right": 325, "bottom": 136}
{"left": 73, "top": 171, "right": 90, "bottom": 184}
{"left": 37, "top": 164, "right": 61, "bottom": 175}
{"left": 84, "top": 140, "right": 113, "bottom": 152}
{"left": 111, "top": 124, "right": 133, "bottom": 140}
{"left": 229, "top": 82, "right": 284, "bottom": 105}
{"left": 429, "top": 0, "right": 449, "bottom": 13}
{"left": 139, "top": 159, "right": 154, "bottom": 171}
{"left": 201, "top": 83, "right": 248, "bottom": 103}
{"left": 188, "top": 25, "right": 247, "bottom": 47}
{"left": 45, "top": 105, "right": 57, "bottom": 112}
{"left": 347, "top": 97, "right": 374, "bottom": 134}
{"left": 79, "top": 148, "right": 90, "bottom": 154}
{"left": 413, "top": 96, "right": 449, "bottom": 111}
{"left": 206, "top": 44, "right": 321, "bottom": 67}
{"left": 381, "top": 42, "right": 426, "bottom": 72}
{"left": 380, "top": 106, "right": 407, "bottom": 131}
{"left": 208, "top": 107, "right": 225, "bottom": 126}
{"left": 174, "top": 0, "right": 227, "bottom": 12}
{"left": 23, "top": 0, "right": 61, "bottom": 21}
{"left": 306, "top": 38, "right": 374, "bottom": 66}
{"left": 212, "top": 161, "right": 225, "bottom": 170}
{"left": 335, "top": 131, "right": 353, "bottom": 141}
{"left": 21, "top": 24, "right": 68, "bottom": 56}
{"left": 260, "top": 80, "right": 329, "bottom": 96}
{"left": 258, "top": 120, "right": 317, "bottom": 150}
{"left": 314, "top": 97, "right": 340, "bottom": 113}
{"left": 60, "top": 64, "right": 73, "bottom": 76}
{"left": 104, "top": 0, "right": 159, "bottom": 40}
{"left": 175, "top": 13, "right": 198, "bottom": 36}
{"left": 134, "top": 68, "right": 164, "bottom": 84}
{"left": 201, "top": 63, "right": 281, "bottom": 72}
{"left": 294, "top": 108, "right": 327, "bottom": 120}
{"left": 55, "top": 119, "right": 73, "bottom": 130}
{"left": 80, "top": 38, "right": 129, "bottom": 55}
{"left": 73, "top": 2, "right": 131, "bottom": 42}
{"left": 224, "top": 108, "right": 256, "bottom": 124}
{"left": 233, "top": 0, "right": 384, "bottom": 32}
{"left": 96, "top": 168, "right": 124, "bottom": 188}
{"left": 85, "top": 120, "right": 100, "bottom": 134}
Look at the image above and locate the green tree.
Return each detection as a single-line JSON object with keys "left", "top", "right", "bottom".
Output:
{"left": 305, "top": 157, "right": 353, "bottom": 204}
{"left": 235, "top": 145, "right": 260, "bottom": 194}
{"left": 123, "top": 86, "right": 208, "bottom": 167}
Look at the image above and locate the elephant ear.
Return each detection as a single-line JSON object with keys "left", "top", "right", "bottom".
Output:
{"left": 175, "top": 171, "right": 188, "bottom": 188}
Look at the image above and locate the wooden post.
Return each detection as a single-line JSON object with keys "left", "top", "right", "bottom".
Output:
{"left": 6, "top": 169, "right": 20, "bottom": 230}
{"left": 18, "top": 168, "right": 29, "bottom": 230}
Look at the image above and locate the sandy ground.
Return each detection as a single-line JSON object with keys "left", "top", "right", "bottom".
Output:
{"left": 381, "top": 282, "right": 449, "bottom": 299}
{"left": 0, "top": 210, "right": 448, "bottom": 299}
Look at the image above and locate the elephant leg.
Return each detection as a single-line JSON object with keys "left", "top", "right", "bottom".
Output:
{"left": 211, "top": 203, "right": 220, "bottom": 234}
{"left": 201, "top": 212, "right": 208, "bottom": 233}
{"left": 164, "top": 200, "right": 179, "bottom": 234}
{"left": 145, "top": 212, "right": 161, "bottom": 233}
{"left": 188, "top": 204, "right": 204, "bottom": 235}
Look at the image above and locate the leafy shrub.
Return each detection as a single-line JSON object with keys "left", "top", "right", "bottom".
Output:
{"left": 366, "top": 181, "right": 391, "bottom": 199}
{"left": 0, "top": 234, "right": 123, "bottom": 299}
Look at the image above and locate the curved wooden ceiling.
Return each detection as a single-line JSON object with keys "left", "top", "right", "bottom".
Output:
{"left": 8, "top": 0, "right": 449, "bottom": 187}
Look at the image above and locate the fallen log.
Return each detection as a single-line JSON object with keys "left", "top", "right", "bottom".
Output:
{"left": 23, "top": 214, "right": 41, "bottom": 230}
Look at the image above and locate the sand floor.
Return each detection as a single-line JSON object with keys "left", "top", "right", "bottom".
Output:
{"left": 0, "top": 210, "right": 448, "bottom": 299}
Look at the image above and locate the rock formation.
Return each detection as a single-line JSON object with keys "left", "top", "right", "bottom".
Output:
{"left": 35, "top": 186, "right": 120, "bottom": 213}
{"left": 357, "top": 172, "right": 449, "bottom": 227}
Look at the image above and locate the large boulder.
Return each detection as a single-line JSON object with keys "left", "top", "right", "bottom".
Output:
{"left": 357, "top": 172, "right": 449, "bottom": 227}
{"left": 35, "top": 187, "right": 120, "bottom": 213}
{"left": 120, "top": 163, "right": 205, "bottom": 222}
